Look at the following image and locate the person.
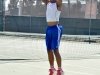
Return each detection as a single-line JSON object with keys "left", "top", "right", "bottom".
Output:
{"left": 42, "top": 0, "right": 64, "bottom": 75}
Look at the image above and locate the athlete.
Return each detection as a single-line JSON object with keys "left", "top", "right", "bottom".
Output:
{"left": 42, "top": 0, "right": 64, "bottom": 75}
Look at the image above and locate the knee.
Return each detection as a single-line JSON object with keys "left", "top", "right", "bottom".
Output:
{"left": 47, "top": 50, "right": 53, "bottom": 54}
{"left": 53, "top": 50, "right": 59, "bottom": 55}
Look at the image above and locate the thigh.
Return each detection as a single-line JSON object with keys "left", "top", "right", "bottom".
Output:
{"left": 52, "top": 25, "right": 62, "bottom": 50}
{"left": 45, "top": 28, "right": 52, "bottom": 50}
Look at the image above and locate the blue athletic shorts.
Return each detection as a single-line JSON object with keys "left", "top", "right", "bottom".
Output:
{"left": 45, "top": 24, "right": 63, "bottom": 50}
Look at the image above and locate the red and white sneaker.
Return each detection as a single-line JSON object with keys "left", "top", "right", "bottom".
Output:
{"left": 57, "top": 69, "right": 64, "bottom": 75}
{"left": 49, "top": 68, "right": 57, "bottom": 75}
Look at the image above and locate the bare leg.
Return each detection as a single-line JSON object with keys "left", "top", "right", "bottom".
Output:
{"left": 53, "top": 50, "right": 62, "bottom": 68}
{"left": 47, "top": 50, "right": 54, "bottom": 68}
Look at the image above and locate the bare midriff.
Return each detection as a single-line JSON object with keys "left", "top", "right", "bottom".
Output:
{"left": 47, "top": 21, "right": 59, "bottom": 26}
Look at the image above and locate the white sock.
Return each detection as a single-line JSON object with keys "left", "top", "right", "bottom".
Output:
{"left": 50, "top": 66, "right": 54, "bottom": 69}
{"left": 58, "top": 67, "right": 62, "bottom": 70}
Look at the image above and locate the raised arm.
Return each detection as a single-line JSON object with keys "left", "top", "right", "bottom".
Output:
{"left": 42, "top": 0, "right": 47, "bottom": 4}
{"left": 57, "top": 0, "right": 62, "bottom": 7}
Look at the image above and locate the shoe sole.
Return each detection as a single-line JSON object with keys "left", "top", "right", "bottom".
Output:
{"left": 57, "top": 72, "right": 64, "bottom": 75}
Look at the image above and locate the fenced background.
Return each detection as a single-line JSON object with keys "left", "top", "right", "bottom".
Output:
{"left": 0, "top": 1, "right": 100, "bottom": 75}
{"left": 0, "top": 0, "right": 100, "bottom": 35}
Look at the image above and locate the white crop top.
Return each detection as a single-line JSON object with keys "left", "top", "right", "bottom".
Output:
{"left": 46, "top": 2, "right": 61, "bottom": 22}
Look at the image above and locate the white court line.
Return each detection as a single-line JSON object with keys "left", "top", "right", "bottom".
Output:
{"left": 13, "top": 63, "right": 94, "bottom": 75}
{"left": 0, "top": 55, "right": 23, "bottom": 59}
{"left": 63, "top": 63, "right": 100, "bottom": 71}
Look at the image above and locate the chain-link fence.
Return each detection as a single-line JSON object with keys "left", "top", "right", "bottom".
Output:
{"left": 4, "top": 0, "right": 100, "bottom": 19}
{"left": 0, "top": 0, "right": 100, "bottom": 35}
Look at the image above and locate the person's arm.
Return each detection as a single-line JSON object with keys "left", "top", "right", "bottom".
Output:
{"left": 57, "top": 0, "right": 62, "bottom": 7}
{"left": 42, "top": 0, "right": 47, "bottom": 4}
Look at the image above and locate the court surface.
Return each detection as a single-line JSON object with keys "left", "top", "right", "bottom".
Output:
{"left": 0, "top": 59, "right": 100, "bottom": 75}
{"left": 0, "top": 33, "right": 100, "bottom": 75}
